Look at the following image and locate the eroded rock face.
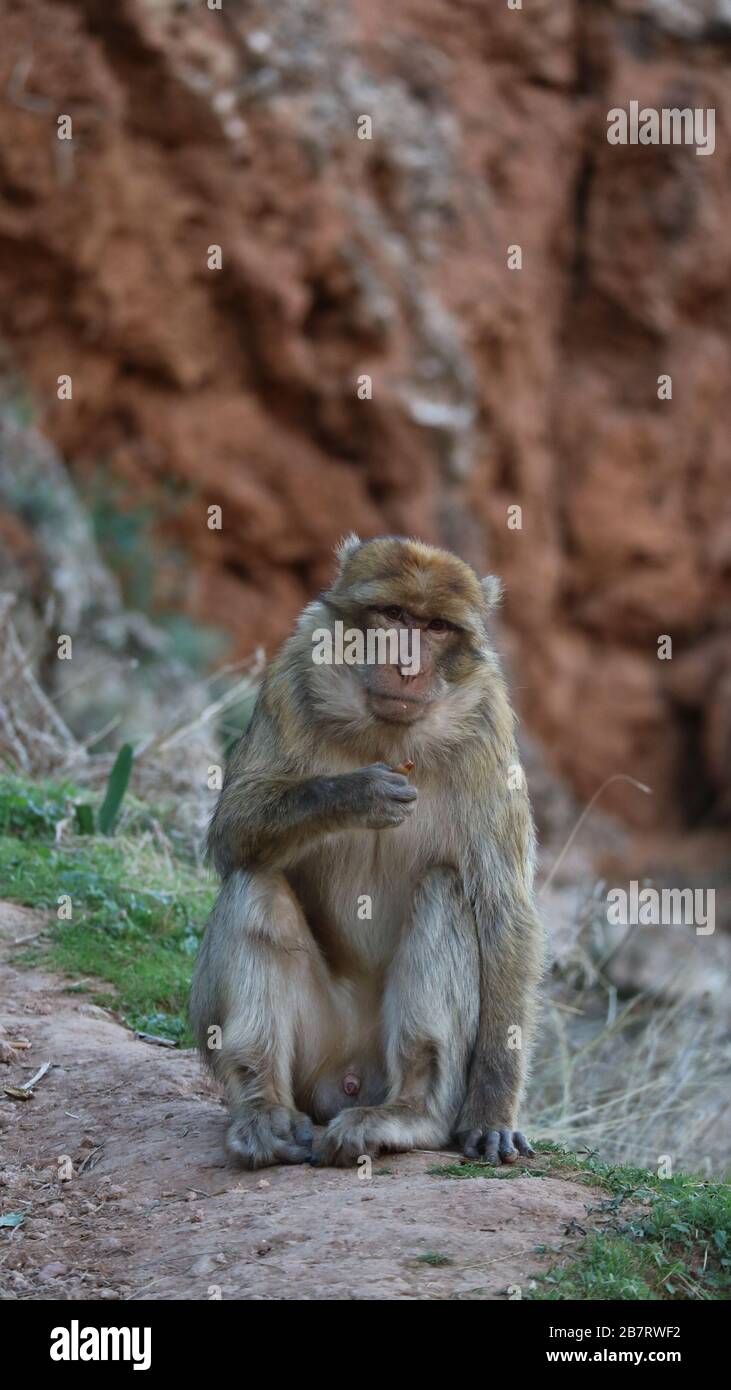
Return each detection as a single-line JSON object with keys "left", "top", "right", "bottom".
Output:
{"left": 0, "top": 0, "right": 728, "bottom": 828}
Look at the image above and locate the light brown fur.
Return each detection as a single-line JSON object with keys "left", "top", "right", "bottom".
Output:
{"left": 190, "top": 535, "right": 545, "bottom": 1167}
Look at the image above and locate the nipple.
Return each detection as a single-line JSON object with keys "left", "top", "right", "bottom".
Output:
{"left": 342, "top": 1072, "right": 361, "bottom": 1097}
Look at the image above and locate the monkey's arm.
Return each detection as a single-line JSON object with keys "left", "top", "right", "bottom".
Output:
{"left": 208, "top": 755, "right": 416, "bottom": 877}
{"left": 456, "top": 824, "right": 545, "bottom": 1163}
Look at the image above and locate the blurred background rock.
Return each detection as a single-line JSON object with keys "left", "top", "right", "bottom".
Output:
{"left": 0, "top": 0, "right": 729, "bottom": 1167}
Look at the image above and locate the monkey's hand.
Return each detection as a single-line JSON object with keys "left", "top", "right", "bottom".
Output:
{"left": 342, "top": 762, "right": 418, "bottom": 829}
{"left": 455, "top": 1120, "right": 534, "bottom": 1165}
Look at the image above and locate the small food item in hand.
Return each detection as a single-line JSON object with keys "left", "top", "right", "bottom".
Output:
{"left": 391, "top": 760, "right": 414, "bottom": 776}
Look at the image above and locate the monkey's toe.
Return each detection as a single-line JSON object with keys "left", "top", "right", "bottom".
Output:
{"left": 461, "top": 1127, "right": 534, "bottom": 1165}
{"left": 226, "top": 1106, "right": 315, "bottom": 1169}
{"left": 311, "top": 1109, "right": 379, "bottom": 1167}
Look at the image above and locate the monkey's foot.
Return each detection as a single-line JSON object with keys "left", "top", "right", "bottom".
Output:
{"left": 226, "top": 1105, "right": 315, "bottom": 1169}
{"left": 311, "top": 1105, "right": 441, "bottom": 1167}
{"left": 457, "top": 1126, "right": 534, "bottom": 1165}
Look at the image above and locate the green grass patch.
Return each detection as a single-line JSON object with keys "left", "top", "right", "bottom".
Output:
{"left": 430, "top": 1141, "right": 731, "bottom": 1300}
{"left": 0, "top": 775, "right": 81, "bottom": 839}
{"left": 0, "top": 774, "right": 214, "bottom": 1043}
{"left": 536, "top": 1233, "right": 656, "bottom": 1300}
{"left": 0, "top": 771, "right": 200, "bottom": 856}
{"left": 428, "top": 1140, "right": 583, "bottom": 1183}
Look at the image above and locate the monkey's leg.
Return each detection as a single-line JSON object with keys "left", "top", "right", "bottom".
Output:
{"left": 453, "top": 885, "right": 542, "bottom": 1165}
{"left": 313, "top": 867, "right": 479, "bottom": 1167}
{"left": 190, "top": 870, "right": 335, "bottom": 1169}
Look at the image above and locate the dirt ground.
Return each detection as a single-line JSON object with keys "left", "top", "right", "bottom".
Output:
{"left": 0, "top": 901, "right": 599, "bottom": 1301}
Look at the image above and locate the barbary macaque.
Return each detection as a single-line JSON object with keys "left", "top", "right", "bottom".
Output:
{"left": 190, "top": 535, "right": 544, "bottom": 1167}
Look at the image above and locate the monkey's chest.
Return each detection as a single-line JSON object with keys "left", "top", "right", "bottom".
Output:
{"left": 288, "top": 820, "right": 432, "bottom": 974}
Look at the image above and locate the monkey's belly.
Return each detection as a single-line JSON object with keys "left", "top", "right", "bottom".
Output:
{"left": 286, "top": 829, "right": 437, "bottom": 1118}
{"left": 289, "top": 830, "right": 422, "bottom": 974}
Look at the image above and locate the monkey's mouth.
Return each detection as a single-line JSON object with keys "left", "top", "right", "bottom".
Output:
{"left": 366, "top": 692, "right": 430, "bottom": 724}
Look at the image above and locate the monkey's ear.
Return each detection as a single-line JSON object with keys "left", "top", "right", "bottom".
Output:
{"left": 481, "top": 574, "right": 503, "bottom": 610}
{"left": 335, "top": 533, "right": 362, "bottom": 570}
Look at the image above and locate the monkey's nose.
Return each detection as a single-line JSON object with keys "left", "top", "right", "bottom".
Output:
{"left": 342, "top": 1072, "right": 361, "bottom": 1096}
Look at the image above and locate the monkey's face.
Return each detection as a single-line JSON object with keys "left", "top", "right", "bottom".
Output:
{"left": 306, "top": 536, "right": 501, "bottom": 748}
{"left": 359, "top": 604, "right": 463, "bottom": 725}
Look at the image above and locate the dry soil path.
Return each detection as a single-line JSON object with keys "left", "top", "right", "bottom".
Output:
{"left": 0, "top": 901, "right": 598, "bottom": 1301}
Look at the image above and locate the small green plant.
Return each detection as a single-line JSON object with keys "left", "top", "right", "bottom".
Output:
{"left": 414, "top": 1251, "right": 452, "bottom": 1267}
{"left": 97, "top": 744, "right": 134, "bottom": 834}
{"left": 74, "top": 803, "right": 95, "bottom": 836}
{"left": 73, "top": 744, "right": 134, "bottom": 836}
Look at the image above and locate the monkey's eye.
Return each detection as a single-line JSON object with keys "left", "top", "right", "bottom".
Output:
{"left": 381, "top": 605, "right": 403, "bottom": 622}
{"left": 428, "top": 617, "right": 449, "bottom": 632}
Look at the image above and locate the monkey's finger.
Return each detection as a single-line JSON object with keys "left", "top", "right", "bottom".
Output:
{"left": 498, "top": 1129, "right": 518, "bottom": 1163}
{"left": 483, "top": 1130, "right": 501, "bottom": 1165}
{"left": 381, "top": 807, "right": 415, "bottom": 824}
{"left": 269, "top": 1107, "right": 310, "bottom": 1140}
{"left": 513, "top": 1131, "right": 535, "bottom": 1158}
{"left": 462, "top": 1128, "right": 485, "bottom": 1161}
{"left": 273, "top": 1139, "right": 316, "bottom": 1164}
{"left": 293, "top": 1118, "right": 315, "bottom": 1146}
{"left": 387, "top": 785, "right": 418, "bottom": 801}
{"left": 380, "top": 770, "right": 415, "bottom": 788}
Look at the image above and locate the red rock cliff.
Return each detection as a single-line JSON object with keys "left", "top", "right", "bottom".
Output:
{"left": 0, "top": 0, "right": 729, "bottom": 828}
